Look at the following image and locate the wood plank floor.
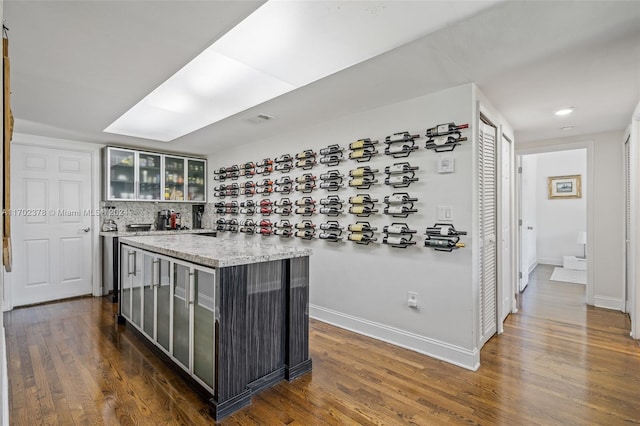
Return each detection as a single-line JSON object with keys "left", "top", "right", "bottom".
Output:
{"left": 5, "top": 265, "right": 640, "bottom": 425}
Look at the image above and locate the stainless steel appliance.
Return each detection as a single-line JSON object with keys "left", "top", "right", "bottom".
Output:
{"left": 156, "top": 210, "right": 171, "bottom": 230}
{"left": 192, "top": 204, "right": 205, "bottom": 229}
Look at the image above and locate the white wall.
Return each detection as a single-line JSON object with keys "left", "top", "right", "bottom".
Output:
{"left": 518, "top": 131, "right": 625, "bottom": 310}
{"left": 535, "top": 149, "right": 587, "bottom": 265}
{"left": 208, "top": 84, "right": 481, "bottom": 369}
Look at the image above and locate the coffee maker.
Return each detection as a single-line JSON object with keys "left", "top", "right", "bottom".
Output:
{"left": 156, "top": 210, "right": 171, "bottom": 230}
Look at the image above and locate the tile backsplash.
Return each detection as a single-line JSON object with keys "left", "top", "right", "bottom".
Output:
{"left": 100, "top": 201, "right": 214, "bottom": 231}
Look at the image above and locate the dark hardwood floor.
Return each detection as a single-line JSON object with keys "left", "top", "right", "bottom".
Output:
{"left": 5, "top": 267, "right": 640, "bottom": 425}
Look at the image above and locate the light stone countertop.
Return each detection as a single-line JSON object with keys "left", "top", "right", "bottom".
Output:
{"left": 119, "top": 234, "right": 312, "bottom": 268}
{"left": 99, "top": 228, "right": 216, "bottom": 237}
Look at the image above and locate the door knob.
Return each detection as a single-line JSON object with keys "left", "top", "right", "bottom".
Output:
{"left": 527, "top": 226, "right": 533, "bottom": 230}
{"left": 82, "top": 227, "right": 91, "bottom": 232}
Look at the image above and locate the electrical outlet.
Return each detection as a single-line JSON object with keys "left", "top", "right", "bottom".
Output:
{"left": 408, "top": 291, "right": 418, "bottom": 309}
{"left": 437, "top": 205, "right": 453, "bottom": 221}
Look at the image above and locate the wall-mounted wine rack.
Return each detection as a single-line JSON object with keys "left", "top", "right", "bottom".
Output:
{"left": 214, "top": 201, "right": 239, "bottom": 215}
{"left": 295, "top": 173, "right": 317, "bottom": 193}
{"left": 347, "top": 221, "right": 377, "bottom": 244}
{"left": 383, "top": 192, "right": 418, "bottom": 218}
{"left": 295, "top": 150, "right": 317, "bottom": 170}
{"left": 384, "top": 162, "right": 419, "bottom": 188}
{"left": 319, "top": 169, "right": 344, "bottom": 191}
{"left": 273, "top": 198, "right": 292, "bottom": 216}
{"left": 319, "top": 144, "right": 344, "bottom": 166}
{"left": 318, "top": 221, "right": 343, "bottom": 242}
{"left": 348, "top": 138, "right": 379, "bottom": 162}
{"left": 319, "top": 195, "right": 344, "bottom": 216}
{"left": 258, "top": 199, "right": 273, "bottom": 216}
{"left": 384, "top": 132, "right": 420, "bottom": 158}
{"left": 274, "top": 154, "right": 293, "bottom": 173}
{"left": 424, "top": 122, "right": 469, "bottom": 152}
{"left": 294, "top": 220, "right": 316, "bottom": 239}
{"left": 348, "top": 194, "right": 378, "bottom": 217}
{"left": 239, "top": 218, "right": 256, "bottom": 234}
{"left": 254, "top": 158, "right": 273, "bottom": 176}
{"left": 349, "top": 166, "right": 378, "bottom": 189}
{"left": 295, "top": 197, "right": 316, "bottom": 216}
{"left": 382, "top": 222, "right": 417, "bottom": 248}
{"left": 274, "top": 220, "right": 293, "bottom": 237}
{"left": 424, "top": 223, "right": 467, "bottom": 251}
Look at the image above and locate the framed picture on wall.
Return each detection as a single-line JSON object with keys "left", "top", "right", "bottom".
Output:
{"left": 548, "top": 175, "right": 581, "bottom": 199}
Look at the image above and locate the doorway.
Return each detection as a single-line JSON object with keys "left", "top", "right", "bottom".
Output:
{"left": 8, "top": 140, "right": 99, "bottom": 307}
{"left": 517, "top": 145, "right": 592, "bottom": 313}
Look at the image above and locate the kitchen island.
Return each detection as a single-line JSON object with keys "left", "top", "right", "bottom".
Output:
{"left": 117, "top": 234, "right": 312, "bottom": 420}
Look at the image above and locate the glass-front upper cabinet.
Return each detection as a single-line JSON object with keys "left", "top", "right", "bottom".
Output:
{"left": 107, "top": 148, "right": 136, "bottom": 200}
{"left": 137, "top": 152, "right": 162, "bottom": 201}
{"left": 164, "top": 156, "right": 186, "bottom": 201}
{"left": 187, "top": 159, "right": 206, "bottom": 202}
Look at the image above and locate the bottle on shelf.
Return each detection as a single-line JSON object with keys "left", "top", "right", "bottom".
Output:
{"left": 349, "top": 177, "right": 378, "bottom": 188}
{"left": 349, "top": 195, "right": 378, "bottom": 204}
{"left": 383, "top": 224, "right": 416, "bottom": 234}
{"left": 349, "top": 167, "right": 378, "bottom": 177}
{"left": 349, "top": 139, "right": 378, "bottom": 150}
{"left": 425, "top": 224, "right": 468, "bottom": 237}
{"left": 425, "top": 123, "right": 469, "bottom": 138}
{"left": 348, "top": 223, "right": 377, "bottom": 233}
{"left": 384, "top": 193, "right": 418, "bottom": 204}
{"left": 319, "top": 144, "right": 343, "bottom": 156}
{"left": 424, "top": 239, "right": 465, "bottom": 250}
{"left": 385, "top": 163, "right": 419, "bottom": 174}
{"left": 384, "top": 205, "right": 417, "bottom": 215}
{"left": 347, "top": 233, "right": 377, "bottom": 244}
{"left": 384, "top": 175, "right": 419, "bottom": 186}
{"left": 383, "top": 236, "right": 416, "bottom": 247}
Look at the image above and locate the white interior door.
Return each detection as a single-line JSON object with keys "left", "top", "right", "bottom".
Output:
{"left": 11, "top": 144, "right": 93, "bottom": 306}
{"left": 499, "top": 134, "right": 513, "bottom": 326}
{"left": 478, "top": 120, "right": 498, "bottom": 347}
{"left": 519, "top": 155, "right": 538, "bottom": 291}
{"left": 625, "top": 136, "right": 631, "bottom": 313}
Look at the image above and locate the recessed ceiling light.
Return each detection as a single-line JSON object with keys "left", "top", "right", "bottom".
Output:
{"left": 104, "top": 1, "right": 502, "bottom": 142}
{"left": 555, "top": 107, "right": 574, "bottom": 116}
{"left": 561, "top": 126, "right": 575, "bottom": 131}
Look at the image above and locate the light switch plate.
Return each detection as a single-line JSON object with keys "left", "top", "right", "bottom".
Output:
{"left": 437, "top": 156, "right": 455, "bottom": 173}
{"left": 437, "top": 205, "right": 453, "bottom": 221}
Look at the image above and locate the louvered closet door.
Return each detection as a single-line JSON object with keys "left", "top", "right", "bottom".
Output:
{"left": 478, "top": 121, "right": 498, "bottom": 347}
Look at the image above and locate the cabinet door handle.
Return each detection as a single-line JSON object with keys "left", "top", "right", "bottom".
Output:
{"left": 189, "top": 271, "right": 195, "bottom": 305}
{"left": 127, "top": 251, "right": 135, "bottom": 276}
{"left": 153, "top": 259, "right": 160, "bottom": 287}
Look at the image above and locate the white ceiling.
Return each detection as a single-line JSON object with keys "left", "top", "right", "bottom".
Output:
{"left": 4, "top": 1, "right": 640, "bottom": 155}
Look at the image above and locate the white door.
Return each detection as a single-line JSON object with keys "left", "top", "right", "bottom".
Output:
{"left": 624, "top": 136, "right": 631, "bottom": 313}
{"left": 519, "top": 155, "right": 537, "bottom": 291}
{"left": 478, "top": 120, "right": 498, "bottom": 347}
{"left": 11, "top": 144, "right": 93, "bottom": 306}
{"left": 499, "top": 134, "right": 513, "bottom": 326}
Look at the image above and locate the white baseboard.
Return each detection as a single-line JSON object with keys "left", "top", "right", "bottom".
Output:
{"left": 538, "top": 257, "right": 563, "bottom": 266}
{"left": 594, "top": 295, "right": 624, "bottom": 311}
{"left": 527, "top": 261, "right": 539, "bottom": 275}
{"left": 309, "top": 304, "right": 479, "bottom": 371}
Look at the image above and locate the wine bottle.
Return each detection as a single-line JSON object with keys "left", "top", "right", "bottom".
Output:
{"left": 274, "top": 198, "right": 292, "bottom": 206}
{"left": 319, "top": 145, "right": 343, "bottom": 155}
{"left": 216, "top": 218, "right": 226, "bottom": 224}
{"left": 349, "top": 177, "right": 378, "bottom": 187}
{"left": 296, "top": 150, "right": 316, "bottom": 159}
{"left": 259, "top": 199, "right": 273, "bottom": 206}
{"left": 256, "top": 187, "right": 273, "bottom": 194}
{"left": 256, "top": 179, "right": 273, "bottom": 187}
{"left": 319, "top": 207, "right": 343, "bottom": 215}
{"left": 295, "top": 197, "right": 315, "bottom": 206}
{"left": 295, "top": 222, "right": 315, "bottom": 229}
{"left": 385, "top": 175, "right": 418, "bottom": 186}
{"left": 348, "top": 223, "right": 377, "bottom": 232}
{"left": 241, "top": 169, "right": 256, "bottom": 177}
{"left": 320, "top": 222, "right": 343, "bottom": 231}
{"left": 384, "top": 144, "right": 418, "bottom": 155}
{"left": 349, "top": 167, "right": 378, "bottom": 177}
{"left": 240, "top": 162, "right": 255, "bottom": 170}
{"left": 240, "top": 188, "right": 255, "bottom": 196}
{"left": 259, "top": 228, "right": 273, "bottom": 236}
{"left": 425, "top": 123, "right": 469, "bottom": 138}
{"left": 320, "top": 196, "right": 343, "bottom": 205}
{"left": 216, "top": 224, "right": 225, "bottom": 231}
{"left": 214, "top": 202, "right": 225, "bottom": 208}
{"left": 385, "top": 132, "right": 419, "bottom": 143}
{"left": 227, "top": 219, "right": 238, "bottom": 226}
{"left": 319, "top": 181, "right": 343, "bottom": 190}
{"left": 425, "top": 225, "right": 468, "bottom": 237}
{"left": 384, "top": 206, "right": 417, "bottom": 215}
{"left": 348, "top": 233, "right": 377, "bottom": 243}
{"left": 295, "top": 230, "right": 315, "bottom": 239}
{"left": 240, "top": 227, "right": 255, "bottom": 234}
{"left": 274, "top": 185, "right": 292, "bottom": 194}
{"left": 225, "top": 165, "right": 240, "bottom": 172}
{"left": 320, "top": 155, "right": 342, "bottom": 164}
{"left": 276, "top": 176, "right": 292, "bottom": 185}
{"left": 241, "top": 181, "right": 255, "bottom": 188}
{"left": 383, "top": 236, "right": 416, "bottom": 246}
{"left": 256, "top": 158, "right": 273, "bottom": 167}
{"left": 255, "top": 166, "right": 273, "bottom": 174}
{"left": 385, "top": 163, "right": 419, "bottom": 174}
{"left": 240, "top": 208, "right": 255, "bottom": 215}
{"left": 296, "top": 158, "right": 317, "bottom": 168}
{"left": 349, "top": 147, "right": 378, "bottom": 159}
{"left": 260, "top": 207, "right": 273, "bottom": 215}
{"left": 259, "top": 219, "right": 273, "bottom": 227}
{"left": 383, "top": 224, "right": 415, "bottom": 234}
{"left": 425, "top": 239, "right": 465, "bottom": 249}
{"left": 349, "top": 206, "right": 378, "bottom": 215}
{"left": 295, "top": 206, "right": 315, "bottom": 215}
{"left": 275, "top": 154, "right": 292, "bottom": 163}
{"left": 349, "top": 195, "right": 378, "bottom": 204}
{"left": 274, "top": 228, "right": 293, "bottom": 237}
{"left": 274, "top": 206, "right": 292, "bottom": 215}
{"left": 240, "top": 219, "right": 255, "bottom": 227}
{"left": 349, "top": 139, "right": 378, "bottom": 150}
{"left": 241, "top": 200, "right": 255, "bottom": 207}
{"left": 296, "top": 174, "right": 316, "bottom": 183}
{"left": 275, "top": 220, "right": 292, "bottom": 228}
{"left": 320, "top": 170, "right": 344, "bottom": 180}
{"left": 318, "top": 233, "right": 342, "bottom": 242}
{"left": 275, "top": 163, "right": 292, "bottom": 172}
{"left": 384, "top": 194, "right": 418, "bottom": 204}
{"left": 228, "top": 171, "right": 240, "bottom": 179}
